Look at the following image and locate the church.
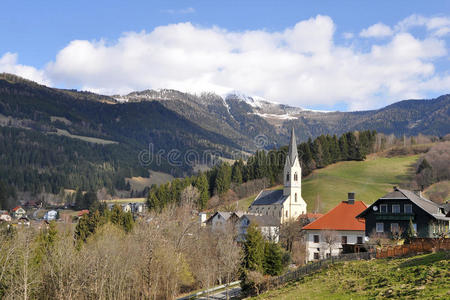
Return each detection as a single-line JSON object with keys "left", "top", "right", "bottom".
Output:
{"left": 248, "top": 128, "right": 307, "bottom": 224}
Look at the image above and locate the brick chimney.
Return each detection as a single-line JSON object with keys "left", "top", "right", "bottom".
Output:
{"left": 347, "top": 192, "right": 355, "bottom": 204}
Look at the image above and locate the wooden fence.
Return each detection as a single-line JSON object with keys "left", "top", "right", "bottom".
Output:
{"left": 252, "top": 252, "right": 375, "bottom": 295}
{"left": 376, "top": 238, "right": 450, "bottom": 259}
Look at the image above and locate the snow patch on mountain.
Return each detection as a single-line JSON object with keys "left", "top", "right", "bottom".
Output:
{"left": 251, "top": 112, "right": 298, "bottom": 120}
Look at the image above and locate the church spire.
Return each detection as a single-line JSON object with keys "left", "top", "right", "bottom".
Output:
{"left": 288, "top": 127, "right": 298, "bottom": 166}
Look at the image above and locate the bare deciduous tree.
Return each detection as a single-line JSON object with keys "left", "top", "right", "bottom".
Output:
{"left": 322, "top": 230, "right": 338, "bottom": 258}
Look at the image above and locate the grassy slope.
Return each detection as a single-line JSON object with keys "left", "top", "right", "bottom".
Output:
{"left": 253, "top": 252, "right": 450, "bottom": 300}
{"left": 302, "top": 154, "right": 419, "bottom": 213}
{"left": 235, "top": 155, "right": 419, "bottom": 213}
{"left": 126, "top": 171, "right": 174, "bottom": 192}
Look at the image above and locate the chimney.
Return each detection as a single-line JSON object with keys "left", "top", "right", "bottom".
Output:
{"left": 347, "top": 192, "right": 355, "bottom": 204}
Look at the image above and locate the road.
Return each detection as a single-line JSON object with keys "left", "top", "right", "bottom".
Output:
{"left": 196, "top": 286, "right": 241, "bottom": 300}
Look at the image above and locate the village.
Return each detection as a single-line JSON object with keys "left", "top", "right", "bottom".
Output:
{"left": 2, "top": 128, "right": 449, "bottom": 267}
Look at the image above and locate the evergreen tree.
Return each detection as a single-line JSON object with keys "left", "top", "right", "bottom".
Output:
{"left": 0, "top": 180, "right": 7, "bottom": 210}
{"left": 84, "top": 190, "right": 99, "bottom": 211}
{"left": 74, "top": 215, "right": 91, "bottom": 243}
{"left": 242, "top": 223, "right": 265, "bottom": 272}
{"left": 231, "top": 162, "right": 243, "bottom": 185}
{"left": 339, "top": 134, "right": 349, "bottom": 160}
{"left": 74, "top": 188, "right": 84, "bottom": 210}
{"left": 330, "top": 135, "right": 340, "bottom": 162}
{"left": 34, "top": 221, "right": 58, "bottom": 265}
{"left": 110, "top": 204, "right": 122, "bottom": 225}
{"left": 194, "top": 173, "right": 209, "bottom": 209}
{"left": 215, "top": 163, "right": 232, "bottom": 195}
{"left": 121, "top": 211, "right": 134, "bottom": 233}
{"left": 263, "top": 242, "right": 284, "bottom": 276}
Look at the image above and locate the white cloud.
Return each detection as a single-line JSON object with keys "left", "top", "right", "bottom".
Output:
{"left": 2, "top": 14, "right": 450, "bottom": 111}
{"left": 0, "top": 52, "right": 51, "bottom": 86}
{"left": 161, "top": 7, "right": 195, "bottom": 14}
{"left": 342, "top": 32, "right": 354, "bottom": 39}
{"left": 360, "top": 23, "right": 393, "bottom": 38}
{"left": 396, "top": 14, "right": 450, "bottom": 37}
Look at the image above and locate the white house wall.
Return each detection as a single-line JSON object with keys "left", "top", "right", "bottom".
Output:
{"left": 305, "top": 229, "right": 365, "bottom": 262}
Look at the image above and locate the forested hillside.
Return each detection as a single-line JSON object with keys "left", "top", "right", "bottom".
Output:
{"left": 0, "top": 73, "right": 448, "bottom": 202}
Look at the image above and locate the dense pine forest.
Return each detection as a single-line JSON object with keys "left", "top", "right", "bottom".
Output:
{"left": 146, "top": 130, "right": 377, "bottom": 211}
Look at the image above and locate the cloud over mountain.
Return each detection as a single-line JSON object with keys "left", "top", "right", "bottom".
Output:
{"left": 1, "top": 14, "right": 449, "bottom": 110}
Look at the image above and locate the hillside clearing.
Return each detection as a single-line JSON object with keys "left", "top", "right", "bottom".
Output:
{"left": 234, "top": 155, "right": 419, "bottom": 213}
{"left": 102, "top": 197, "right": 146, "bottom": 204}
{"left": 302, "top": 154, "right": 419, "bottom": 213}
{"left": 49, "top": 129, "right": 118, "bottom": 145}
{"left": 126, "top": 171, "right": 174, "bottom": 192}
{"left": 252, "top": 251, "right": 450, "bottom": 300}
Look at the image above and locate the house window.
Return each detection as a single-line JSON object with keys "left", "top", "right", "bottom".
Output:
{"left": 314, "top": 253, "right": 320, "bottom": 260}
{"left": 380, "top": 204, "right": 388, "bottom": 213}
{"left": 357, "top": 236, "right": 363, "bottom": 244}
{"left": 285, "top": 210, "right": 288, "bottom": 217}
{"left": 286, "top": 172, "right": 290, "bottom": 181}
{"left": 413, "top": 223, "right": 417, "bottom": 233}
{"left": 391, "top": 223, "right": 399, "bottom": 232}
{"left": 313, "top": 235, "right": 319, "bottom": 243}
{"left": 404, "top": 204, "right": 412, "bottom": 214}
{"left": 294, "top": 172, "right": 298, "bottom": 181}
{"left": 392, "top": 205, "right": 400, "bottom": 214}
{"left": 341, "top": 236, "right": 347, "bottom": 244}
{"left": 295, "top": 193, "right": 297, "bottom": 202}
{"left": 376, "top": 222, "right": 384, "bottom": 232}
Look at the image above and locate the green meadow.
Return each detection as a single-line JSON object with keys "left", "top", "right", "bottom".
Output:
{"left": 302, "top": 155, "right": 419, "bottom": 213}
{"left": 237, "top": 154, "right": 419, "bottom": 213}
{"left": 252, "top": 251, "right": 450, "bottom": 300}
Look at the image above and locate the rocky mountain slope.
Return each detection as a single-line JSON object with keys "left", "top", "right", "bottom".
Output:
{"left": 0, "top": 73, "right": 448, "bottom": 194}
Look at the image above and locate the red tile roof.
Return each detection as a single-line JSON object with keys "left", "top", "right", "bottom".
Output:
{"left": 78, "top": 210, "right": 89, "bottom": 217}
{"left": 305, "top": 213, "right": 324, "bottom": 219}
{"left": 302, "top": 201, "right": 367, "bottom": 231}
{"left": 12, "top": 206, "right": 22, "bottom": 212}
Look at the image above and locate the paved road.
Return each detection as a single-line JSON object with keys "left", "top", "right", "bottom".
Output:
{"left": 197, "top": 286, "right": 241, "bottom": 300}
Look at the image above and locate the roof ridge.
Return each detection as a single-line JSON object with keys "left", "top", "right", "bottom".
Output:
{"left": 398, "top": 188, "right": 440, "bottom": 207}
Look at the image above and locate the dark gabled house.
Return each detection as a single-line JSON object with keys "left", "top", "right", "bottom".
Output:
{"left": 357, "top": 187, "right": 450, "bottom": 238}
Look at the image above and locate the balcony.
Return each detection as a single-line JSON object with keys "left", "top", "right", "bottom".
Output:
{"left": 374, "top": 212, "right": 414, "bottom": 221}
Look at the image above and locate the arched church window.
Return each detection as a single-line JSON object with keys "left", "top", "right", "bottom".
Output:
{"left": 286, "top": 172, "right": 290, "bottom": 181}
{"left": 295, "top": 193, "right": 297, "bottom": 202}
{"left": 294, "top": 172, "right": 298, "bottom": 181}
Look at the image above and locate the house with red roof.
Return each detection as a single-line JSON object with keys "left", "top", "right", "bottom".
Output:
{"left": 11, "top": 206, "right": 26, "bottom": 219}
{"left": 302, "top": 193, "right": 367, "bottom": 262}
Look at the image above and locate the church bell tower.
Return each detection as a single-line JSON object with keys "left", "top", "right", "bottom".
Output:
{"left": 283, "top": 127, "right": 302, "bottom": 196}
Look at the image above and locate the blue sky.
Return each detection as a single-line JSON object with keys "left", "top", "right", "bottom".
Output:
{"left": 1, "top": 0, "right": 449, "bottom": 111}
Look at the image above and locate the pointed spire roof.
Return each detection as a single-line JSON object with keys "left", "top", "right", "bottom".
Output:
{"left": 288, "top": 127, "right": 298, "bottom": 165}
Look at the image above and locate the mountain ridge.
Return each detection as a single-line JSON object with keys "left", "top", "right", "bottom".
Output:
{"left": 0, "top": 73, "right": 448, "bottom": 195}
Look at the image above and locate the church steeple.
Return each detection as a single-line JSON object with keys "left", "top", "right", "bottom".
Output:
{"left": 287, "top": 127, "right": 298, "bottom": 166}
{"left": 283, "top": 127, "right": 302, "bottom": 195}
{"left": 281, "top": 126, "right": 306, "bottom": 218}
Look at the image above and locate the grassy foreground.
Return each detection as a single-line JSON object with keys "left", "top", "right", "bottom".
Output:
{"left": 302, "top": 154, "right": 419, "bottom": 213}
{"left": 252, "top": 252, "right": 450, "bottom": 300}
